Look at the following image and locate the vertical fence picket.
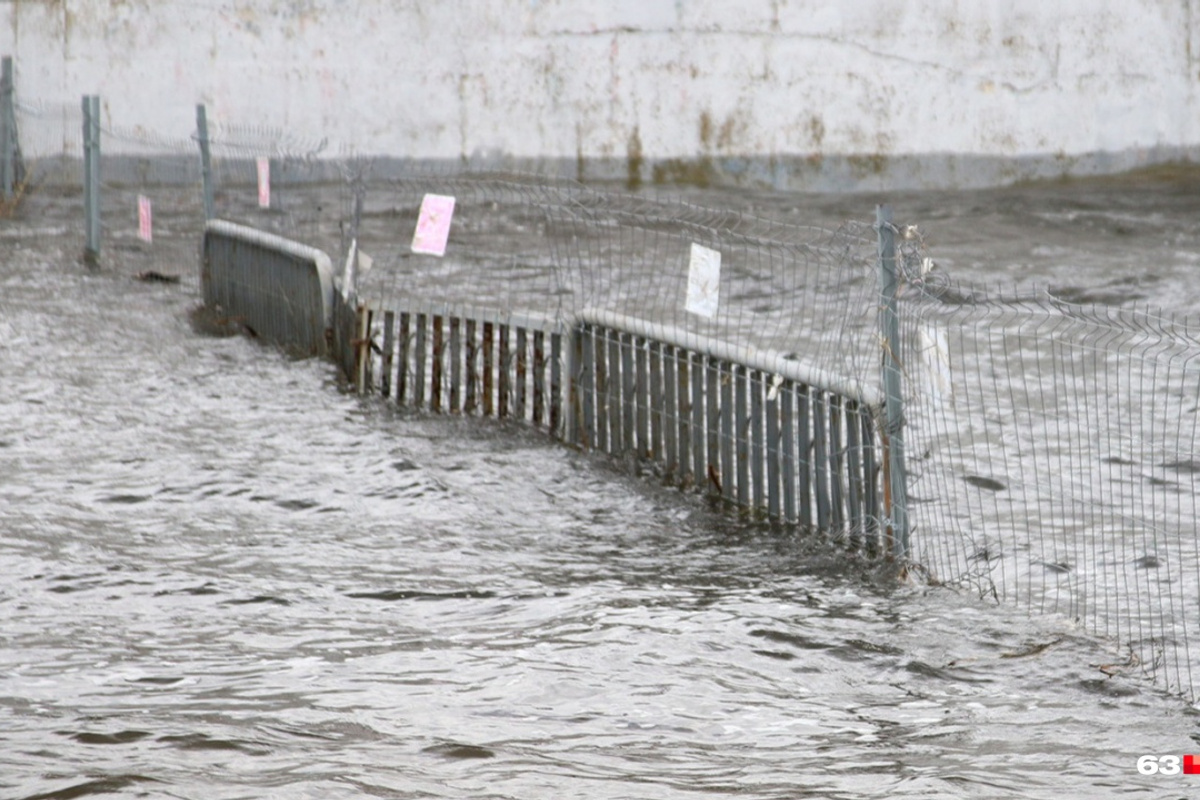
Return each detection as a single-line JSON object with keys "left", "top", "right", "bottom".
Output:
{"left": 750, "top": 370, "right": 765, "bottom": 512}
{"left": 397, "top": 311, "right": 410, "bottom": 405}
{"left": 465, "top": 319, "right": 478, "bottom": 414}
{"left": 576, "top": 325, "right": 593, "bottom": 449}
{"left": 516, "top": 327, "right": 528, "bottom": 421}
{"left": 781, "top": 381, "right": 796, "bottom": 522}
{"left": 813, "top": 391, "right": 830, "bottom": 531}
{"left": 533, "top": 330, "right": 546, "bottom": 427}
{"left": 735, "top": 365, "right": 749, "bottom": 508}
{"left": 720, "top": 361, "right": 734, "bottom": 504}
{"left": 766, "top": 379, "right": 781, "bottom": 521}
{"left": 595, "top": 328, "right": 609, "bottom": 452}
{"left": 635, "top": 337, "right": 649, "bottom": 457}
{"left": 706, "top": 357, "right": 721, "bottom": 497}
{"left": 482, "top": 322, "right": 495, "bottom": 417}
{"left": 663, "top": 344, "right": 678, "bottom": 478}
{"left": 608, "top": 332, "right": 623, "bottom": 455}
{"left": 381, "top": 311, "right": 395, "bottom": 399}
{"left": 450, "top": 317, "right": 462, "bottom": 412}
{"left": 649, "top": 342, "right": 664, "bottom": 461}
{"left": 431, "top": 315, "right": 444, "bottom": 412}
{"left": 690, "top": 353, "right": 705, "bottom": 489}
{"left": 550, "top": 330, "right": 563, "bottom": 439}
{"left": 414, "top": 312, "right": 427, "bottom": 410}
{"left": 676, "top": 349, "right": 691, "bottom": 487}
{"left": 829, "top": 395, "right": 845, "bottom": 534}
{"left": 862, "top": 411, "right": 880, "bottom": 552}
{"left": 798, "top": 385, "right": 813, "bottom": 529}
{"left": 499, "top": 324, "right": 511, "bottom": 419}
{"left": 621, "top": 334, "right": 635, "bottom": 455}
{"left": 846, "top": 400, "right": 864, "bottom": 548}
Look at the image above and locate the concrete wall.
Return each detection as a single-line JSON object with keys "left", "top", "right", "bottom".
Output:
{"left": 2, "top": 0, "right": 1198, "bottom": 190}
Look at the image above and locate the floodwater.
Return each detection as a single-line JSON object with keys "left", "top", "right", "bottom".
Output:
{"left": 3, "top": 173, "right": 1200, "bottom": 799}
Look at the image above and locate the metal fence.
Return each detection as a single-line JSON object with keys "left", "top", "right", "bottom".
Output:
{"left": 201, "top": 220, "right": 336, "bottom": 357}
{"left": 7, "top": 55, "right": 1200, "bottom": 701}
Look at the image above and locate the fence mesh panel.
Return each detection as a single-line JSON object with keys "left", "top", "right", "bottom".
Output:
{"left": 901, "top": 277, "right": 1200, "bottom": 699}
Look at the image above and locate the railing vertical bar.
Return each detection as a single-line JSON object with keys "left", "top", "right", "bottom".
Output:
{"left": 635, "top": 337, "right": 649, "bottom": 457}
{"left": 559, "top": 328, "right": 573, "bottom": 448}
{"left": 381, "top": 311, "right": 395, "bottom": 399}
{"left": 719, "top": 361, "right": 734, "bottom": 503}
{"left": 676, "top": 349, "right": 691, "bottom": 486}
{"left": 608, "top": 330, "right": 624, "bottom": 455}
{"left": 649, "top": 341, "right": 664, "bottom": 461}
{"left": 431, "top": 315, "right": 444, "bottom": 413}
{"left": 813, "top": 391, "right": 831, "bottom": 532}
{"left": 846, "top": 400, "right": 865, "bottom": 548}
{"left": 766, "top": 378, "right": 781, "bottom": 521}
{"left": 781, "top": 381, "right": 796, "bottom": 522}
{"left": 862, "top": 411, "right": 880, "bottom": 552}
{"left": 663, "top": 345, "right": 678, "bottom": 479}
{"left": 622, "top": 333, "right": 635, "bottom": 455}
{"left": 498, "top": 323, "right": 511, "bottom": 419}
{"left": 690, "top": 353, "right": 705, "bottom": 489}
{"left": 798, "top": 385, "right": 813, "bottom": 529}
{"left": 397, "top": 311, "right": 410, "bottom": 405}
{"left": 829, "top": 395, "right": 846, "bottom": 534}
{"left": 449, "top": 316, "right": 462, "bottom": 413}
{"left": 595, "top": 327, "right": 609, "bottom": 452}
{"left": 735, "top": 365, "right": 749, "bottom": 508}
{"left": 705, "top": 356, "right": 721, "bottom": 497}
{"left": 750, "top": 370, "right": 765, "bottom": 512}
{"left": 465, "top": 318, "right": 478, "bottom": 414}
{"left": 413, "top": 312, "right": 427, "bottom": 410}
{"left": 533, "top": 329, "right": 546, "bottom": 427}
{"left": 482, "top": 321, "right": 494, "bottom": 417}
{"left": 516, "top": 327, "right": 528, "bottom": 421}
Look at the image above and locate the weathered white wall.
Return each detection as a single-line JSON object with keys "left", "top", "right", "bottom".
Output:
{"left": 2, "top": 0, "right": 1199, "bottom": 189}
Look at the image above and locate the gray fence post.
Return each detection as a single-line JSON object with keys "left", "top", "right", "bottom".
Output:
{"left": 82, "top": 94, "right": 101, "bottom": 264}
{"left": 196, "top": 104, "right": 215, "bottom": 221}
{"left": 1, "top": 56, "right": 18, "bottom": 202}
{"left": 876, "top": 204, "right": 909, "bottom": 557}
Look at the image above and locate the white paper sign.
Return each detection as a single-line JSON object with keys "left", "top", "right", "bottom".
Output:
{"left": 411, "top": 193, "right": 456, "bottom": 256}
{"left": 137, "top": 195, "right": 152, "bottom": 243}
{"left": 920, "top": 324, "right": 952, "bottom": 405}
{"left": 256, "top": 157, "right": 270, "bottom": 208}
{"left": 685, "top": 243, "right": 721, "bottom": 318}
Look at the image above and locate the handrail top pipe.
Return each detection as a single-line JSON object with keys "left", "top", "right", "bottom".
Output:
{"left": 577, "top": 307, "right": 881, "bottom": 408}
{"left": 203, "top": 219, "right": 335, "bottom": 330}
{"left": 386, "top": 298, "right": 567, "bottom": 336}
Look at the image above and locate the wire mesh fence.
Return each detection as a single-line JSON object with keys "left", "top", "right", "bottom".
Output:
{"left": 900, "top": 277, "right": 1200, "bottom": 699}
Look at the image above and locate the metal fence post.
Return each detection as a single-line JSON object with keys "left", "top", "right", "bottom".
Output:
{"left": 1, "top": 56, "right": 17, "bottom": 202}
{"left": 876, "top": 204, "right": 909, "bottom": 557}
{"left": 195, "top": 104, "right": 215, "bottom": 221}
{"left": 82, "top": 95, "right": 101, "bottom": 264}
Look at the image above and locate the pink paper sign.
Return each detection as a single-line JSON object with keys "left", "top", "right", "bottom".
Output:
{"left": 256, "top": 157, "right": 270, "bottom": 208}
{"left": 411, "top": 193, "right": 456, "bottom": 256}
{"left": 137, "top": 195, "right": 152, "bottom": 243}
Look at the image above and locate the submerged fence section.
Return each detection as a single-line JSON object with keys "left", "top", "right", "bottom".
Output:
{"left": 327, "top": 172, "right": 908, "bottom": 549}
{"left": 320, "top": 178, "right": 905, "bottom": 548}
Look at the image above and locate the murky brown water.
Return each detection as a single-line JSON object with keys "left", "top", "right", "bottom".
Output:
{"left": 3, "top": 173, "right": 1200, "bottom": 799}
